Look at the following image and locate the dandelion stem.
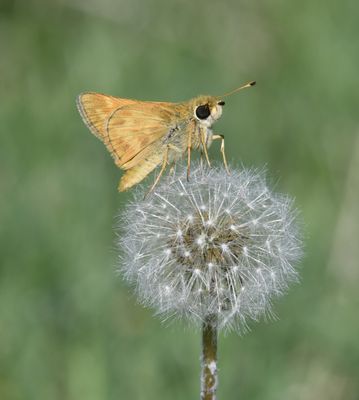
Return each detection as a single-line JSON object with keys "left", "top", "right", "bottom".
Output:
{"left": 201, "top": 315, "right": 218, "bottom": 400}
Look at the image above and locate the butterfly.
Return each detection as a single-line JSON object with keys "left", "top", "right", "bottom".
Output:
{"left": 76, "top": 81, "right": 255, "bottom": 193}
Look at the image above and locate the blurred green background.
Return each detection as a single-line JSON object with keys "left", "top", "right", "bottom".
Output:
{"left": 1, "top": 0, "right": 358, "bottom": 399}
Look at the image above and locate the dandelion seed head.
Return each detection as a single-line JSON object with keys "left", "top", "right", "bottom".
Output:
{"left": 118, "top": 162, "right": 302, "bottom": 333}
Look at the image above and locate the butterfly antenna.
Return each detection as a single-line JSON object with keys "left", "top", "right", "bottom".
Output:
{"left": 218, "top": 81, "right": 256, "bottom": 98}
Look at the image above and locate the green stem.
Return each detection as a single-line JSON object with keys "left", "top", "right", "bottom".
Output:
{"left": 201, "top": 316, "right": 218, "bottom": 400}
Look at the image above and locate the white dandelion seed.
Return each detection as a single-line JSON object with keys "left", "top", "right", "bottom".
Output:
{"left": 118, "top": 162, "right": 302, "bottom": 333}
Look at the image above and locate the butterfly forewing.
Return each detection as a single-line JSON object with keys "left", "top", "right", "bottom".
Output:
{"left": 77, "top": 93, "right": 136, "bottom": 139}
{"left": 77, "top": 93, "right": 183, "bottom": 191}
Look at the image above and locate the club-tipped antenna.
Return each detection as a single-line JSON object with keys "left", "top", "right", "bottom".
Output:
{"left": 217, "top": 81, "right": 256, "bottom": 99}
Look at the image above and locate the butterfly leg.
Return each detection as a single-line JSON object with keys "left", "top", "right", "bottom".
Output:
{"left": 166, "top": 145, "right": 181, "bottom": 176}
{"left": 145, "top": 145, "right": 169, "bottom": 197}
{"left": 212, "top": 134, "right": 230, "bottom": 174}
{"left": 200, "top": 150, "right": 204, "bottom": 168}
{"left": 169, "top": 162, "right": 175, "bottom": 176}
{"left": 187, "top": 130, "right": 192, "bottom": 181}
{"left": 201, "top": 130, "right": 211, "bottom": 168}
{"left": 162, "top": 144, "right": 181, "bottom": 177}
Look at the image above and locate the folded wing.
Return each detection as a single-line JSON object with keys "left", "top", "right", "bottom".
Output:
{"left": 77, "top": 92, "right": 178, "bottom": 190}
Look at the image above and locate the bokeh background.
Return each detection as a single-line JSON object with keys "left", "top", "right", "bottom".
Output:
{"left": 1, "top": 0, "right": 358, "bottom": 399}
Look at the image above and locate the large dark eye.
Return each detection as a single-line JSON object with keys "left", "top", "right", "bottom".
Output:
{"left": 195, "top": 104, "right": 211, "bottom": 120}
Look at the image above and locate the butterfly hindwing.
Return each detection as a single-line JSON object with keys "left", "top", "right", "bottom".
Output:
{"left": 105, "top": 102, "right": 175, "bottom": 167}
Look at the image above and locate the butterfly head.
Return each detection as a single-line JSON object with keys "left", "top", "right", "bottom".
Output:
{"left": 192, "top": 96, "right": 225, "bottom": 127}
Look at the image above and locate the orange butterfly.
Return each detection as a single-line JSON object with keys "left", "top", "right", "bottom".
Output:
{"left": 77, "top": 81, "right": 255, "bottom": 193}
